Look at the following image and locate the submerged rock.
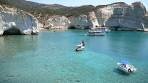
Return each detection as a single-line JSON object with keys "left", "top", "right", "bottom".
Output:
{"left": 0, "top": 5, "right": 39, "bottom": 35}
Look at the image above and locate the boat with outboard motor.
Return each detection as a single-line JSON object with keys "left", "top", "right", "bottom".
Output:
{"left": 75, "top": 45, "right": 85, "bottom": 51}
{"left": 75, "top": 41, "right": 85, "bottom": 51}
{"left": 88, "top": 28, "right": 106, "bottom": 36}
{"left": 117, "top": 62, "right": 137, "bottom": 74}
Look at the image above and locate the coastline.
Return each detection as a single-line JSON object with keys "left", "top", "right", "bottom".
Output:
{"left": 39, "top": 27, "right": 68, "bottom": 32}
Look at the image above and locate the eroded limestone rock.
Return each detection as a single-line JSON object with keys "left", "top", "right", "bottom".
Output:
{"left": 95, "top": 2, "right": 146, "bottom": 30}
{"left": 46, "top": 15, "right": 70, "bottom": 30}
{"left": 0, "top": 5, "right": 39, "bottom": 35}
{"left": 69, "top": 15, "right": 89, "bottom": 29}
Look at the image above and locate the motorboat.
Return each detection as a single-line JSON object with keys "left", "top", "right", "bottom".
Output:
{"left": 75, "top": 42, "right": 85, "bottom": 51}
{"left": 104, "top": 27, "right": 111, "bottom": 33}
{"left": 117, "top": 62, "right": 137, "bottom": 74}
{"left": 87, "top": 11, "right": 110, "bottom": 36}
{"left": 75, "top": 45, "right": 85, "bottom": 51}
{"left": 88, "top": 28, "right": 105, "bottom": 36}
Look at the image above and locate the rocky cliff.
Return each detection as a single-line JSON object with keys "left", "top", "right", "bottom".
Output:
{"left": 68, "top": 15, "right": 89, "bottom": 29}
{"left": 0, "top": 5, "right": 39, "bottom": 35}
{"left": 45, "top": 15, "right": 70, "bottom": 30}
{"left": 95, "top": 2, "right": 147, "bottom": 30}
{"left": 0, "top": 0, "right": 147, "bottom": 31}
{"left": 88, "top": 11, "right": 100, "bottom": 29}
{"left": 45, "top": 2, "right": 147, "bottom": 31}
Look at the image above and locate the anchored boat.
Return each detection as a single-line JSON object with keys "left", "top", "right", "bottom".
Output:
{"left": 88, "top": 28, "right": 106, "bottom": 36}
{"left": 117, "top": 62, "right": 137, "bottom": 74}
{"left": 87, "top": 11, "right": 108, "bottom": 36}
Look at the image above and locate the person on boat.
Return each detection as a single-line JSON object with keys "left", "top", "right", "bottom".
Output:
{"left": 121, "top": 63, "right": 126, "bottom": 68}
{"left": 77, "top": 41, "right": 85, "bottom": 47}
{"left": 81, "top": 40, "right": 85, "bottom": 47}
{"left": 75, "top": 41, "right": 85, "bottom": 51}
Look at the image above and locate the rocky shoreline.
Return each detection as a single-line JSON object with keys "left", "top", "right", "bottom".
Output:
{"left": 0, "top": 5, "right": 39, "bottom": 35}
{"left": 0, "top": 1, "right": 148, "bottom": 35}
{"left": 40, "top": 2, "right": 148, "bottom": 31}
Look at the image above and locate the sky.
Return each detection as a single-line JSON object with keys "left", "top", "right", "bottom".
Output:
{"left": 27, "top": 0, "right": 148, "bottom": 9}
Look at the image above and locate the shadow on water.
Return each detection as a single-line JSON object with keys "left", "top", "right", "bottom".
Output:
{"left": 113, "top": 68, "right": 130, "bottom": 76}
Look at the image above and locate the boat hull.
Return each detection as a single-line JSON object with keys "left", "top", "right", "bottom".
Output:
{"left": 87, "top": 28, "right": 106, "bottom": 36}
{"left": 117, "top": 63, "right": 136, "bottom": 74}
{"left": 75, "top": 46, "right": 85, "bottom": 51}
{"left": 88, "top": 32, "right": 105, "bottom": 36}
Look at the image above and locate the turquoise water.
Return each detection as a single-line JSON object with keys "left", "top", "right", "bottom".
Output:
{"left": 0, "top": 30, "right": 148, "bottom": 83}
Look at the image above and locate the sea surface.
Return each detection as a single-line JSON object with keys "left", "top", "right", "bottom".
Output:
{"left": 0, "top": 30, "right": 148, "bottom": 83}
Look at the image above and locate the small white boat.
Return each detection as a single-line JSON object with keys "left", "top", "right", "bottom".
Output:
{"left": 75, "top": 46, "right": 85, "bottom": 51}
{"left": 75, "top": 41, "right": 85, "bottom": 52}
{"left": 88, "top": 29, "right": 105, "bottom": 36}
{"left": 76, "top": 44, "right": 83, "bottom": 47}
{"left": 104, "top": 28, "right": 111, "bottom": 33}
{"left": 117, "top": 62, "right": 137, "bottom": 74}
{"left": 75, "top": 43, "right": 85, "bottom": 51}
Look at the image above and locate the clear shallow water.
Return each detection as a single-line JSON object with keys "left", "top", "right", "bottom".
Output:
{"left": 0, "top": 30, "right": 148, "bottom": 83}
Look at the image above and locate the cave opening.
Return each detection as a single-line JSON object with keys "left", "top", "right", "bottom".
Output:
{"left": 111, "top": 26, "right": 121, "bottom": 31}
{"left": 3, "top": 27, "right": 22, "bottom": 35}
{"left": 68, "top": 26, "right": 77, "bottom": 29}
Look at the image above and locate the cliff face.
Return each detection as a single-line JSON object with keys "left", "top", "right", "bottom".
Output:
{"left": 0, "top": 5, "right": 39, "bottom": 35}
{"left": 1, "top": 0, "right": 147, "bottom": 31}
{"left": 46, "top": 15, "right": 90, "bottom": 30}
{"left": 96, "top": 2, "right": 147, "bottom": 30}
{"left": 143, "top": 12, "right": 148, "bottom": 28}
{"left": 88, "top": 11, "right": 100, "bottom": 29}
{"left": 0, "top": 0, "right": 95, "bottom": 23}
{"left": 45, "top": 2, "right": 147, "bottom": 30}
{"left": 69, "top": 15, "right": 89, "bottom": 29}
{"left": 45, "top": 15, "right": 70, "bottom": 30}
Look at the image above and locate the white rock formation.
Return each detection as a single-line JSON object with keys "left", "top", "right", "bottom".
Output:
{"left": 88, "top": 11, "right": 100, "bottom": 29}
{"left": 47, "top": 15, "right": 70, "bottom": 30}
{"left": 95, "top": 2, "right": 147, "bottom": 30}
{"left": 69, "top": 15, "right": 89, "bottom": 29}
{"left": 0, "top": 5, "right": 39, "bottom": 35}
